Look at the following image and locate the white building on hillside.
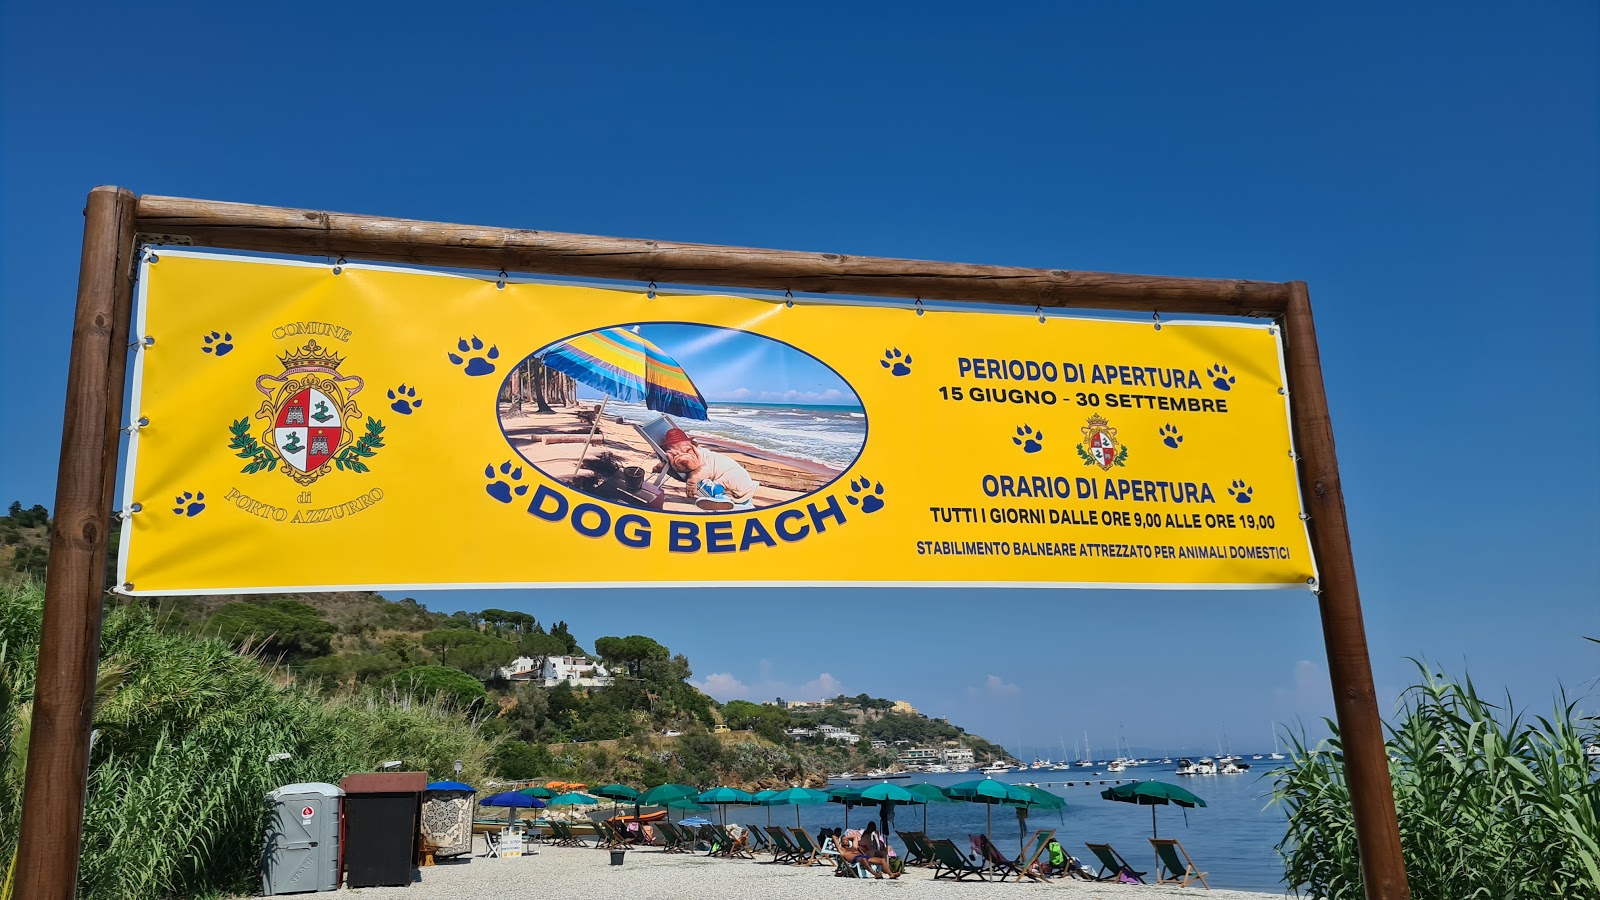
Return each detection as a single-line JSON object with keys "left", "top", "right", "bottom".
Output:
{"left": 816, "top": 724, "right": 860, "bottom": 744}
{"left": 943, "top": 748, "right": 975, "bottom": 767}
{"left": 898, "top": 747, "right": 940, "bottom": 766}
{"left": 498, "top": 656, "right": 613, "bottom": 687}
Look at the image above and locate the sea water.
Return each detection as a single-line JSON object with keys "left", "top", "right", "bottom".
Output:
{"left": 711, "top": 765, "right": 1289, "bottom": 894}
{"left": 600, "top": 399, "right": 868, "bottom": 470}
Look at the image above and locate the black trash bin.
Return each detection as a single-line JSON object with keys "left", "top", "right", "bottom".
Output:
{"left": 340, "top": 772, "right": 426, "bottom": 887}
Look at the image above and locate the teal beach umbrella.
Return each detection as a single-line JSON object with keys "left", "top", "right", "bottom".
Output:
{"left": 946, "top": 777, "right": 1032, "bottom": 847}
{"left": 904, "top": 782, "right": 960, "bottom": 832}
{"left": 696, "top": 786, "right": 755, "bottom": 825}
{"left": 639, "top": 783, "right": 699, "bottom": 806}
{"left": 1101, "top": 780, "right": 1205, "bottom": 838}
{"left": 764, "top": 786, "right": 831, "bottom": 827}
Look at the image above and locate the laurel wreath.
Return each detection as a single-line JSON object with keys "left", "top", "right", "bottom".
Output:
{"left": 1114, "top": 445, "right": 1130, "bottom": 466}
{"left": 229, "top": 419, "right": 280, "bottom": 474}
{"left": 334, "top": 418, "right": 386, "bottom": 473}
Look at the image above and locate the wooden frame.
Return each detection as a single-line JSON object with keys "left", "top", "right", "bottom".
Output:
{"left": 16, "top": 187, "right": 1411, "bottom": 900}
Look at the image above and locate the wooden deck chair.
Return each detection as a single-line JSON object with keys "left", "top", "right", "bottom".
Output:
{"left": 766, "top": 825, "right": 803, "bottom": 863}
{"left": 970, "top": 833, "right": 1024, "bottom": 881}
{"left": 721, "top": 825, "right": 754, "bottom": 859}
{"left": 788, "top": 827, "right": 825, "bottom": 865}
{"left": 929, "top": 837, "right": 989, "bottom": 881}
{"left": 897, "top": 830, "right": 935, "bottom": 866}
{"left": 745, "top": 824, "right": 772, "bottom": 854}
{"left": 1019, "top": 829, "right": 1057, "bottom": 882}
{"left": 657, "top": 821, "right": 690, "bottom": 853}
{"left": 1086, "top": 842, "right": 1147, "bottom": 883}
{"left": 1151, "top": 838, "right": 1210, "bottom": 889}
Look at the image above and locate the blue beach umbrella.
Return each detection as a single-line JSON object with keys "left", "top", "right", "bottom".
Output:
{"left": 539, "top": 326, "right": 709, "bottom": 470}
{"left": 479, "top": 790, "right": 546, "bottom": 827}
{"left": 426, "top": 780, "right": 476, "bottom": 792}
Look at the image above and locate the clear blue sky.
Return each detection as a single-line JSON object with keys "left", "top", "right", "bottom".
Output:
{"left": 565, "top": 323, "right": 861, "bottom": 406}
{"left": 3, "top": 2, "right": 1595, "bottom": 757}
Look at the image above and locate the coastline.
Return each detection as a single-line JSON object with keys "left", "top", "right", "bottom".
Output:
{"left": 339, "top": 840, "right": 1289, "bottom": 899}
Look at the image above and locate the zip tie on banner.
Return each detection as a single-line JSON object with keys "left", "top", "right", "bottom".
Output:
{"left": 784, "top": 289, "right": 794, "bottom": 309}
{"left": 130, "top": 334, "right": 155, "bottom": 349}
{"left": 647, "top": 281, "right": 657, "bottom": 300}
{"left": 915, "top": 298, "right": 925, "bottom": 317}
{"left": 122, "top": 415, "right": 150, "bottom": 436}
{"left": 497, "top": 269, "right": 508, "bottom": 290}
{"left": 1152, "top": 310, "right": 1162, "bottom": 331}
{"left": 332, "top": 256, "right": 346, "bottom": 275}
{"left": 140, "top": 245, "right": 160, "bottom": 264}
{"left": 121, "top": 503, "right": 142, "bottom": 519}
{"left": 1036, "top": 305, "right": 1046, "bottom": 324}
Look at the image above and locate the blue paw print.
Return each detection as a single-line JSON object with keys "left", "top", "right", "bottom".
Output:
{"left": 845, "top": 476, "right": 885, "bottom": 514}
{"left": 449, "top": 336, "right": 499, "bottom": 376}
{"left": 1229, "top": 480, "right": 1253, "bottom": 503}
{"left": 485, "top": 461, "right": 528, "bottom": 503}
{"left": 172, "top": 491, "right": 205, "bottom": 516}
{"left": 202, "top": 332, "right": 233, "bottom": 357}
{"left": 1013, "top": 425, "right": 1044, "bottom": 453}
{"left": 1160, "top": 424, "right": 1183, "bottom": 449}
{"left": 388, "top": 384, "right": 422, "bottom": 415}
{"left": 1208, "top": 364, "right": 1235, "bottom": 391}
{"left": 880, "top": 348, "right": 912, "bottom": 377}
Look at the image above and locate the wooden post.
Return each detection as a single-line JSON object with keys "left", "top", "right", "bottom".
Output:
{"left": 15, "top": 186, "right": 139, "bottom": 900}
{"left": 1281, "top": 281, "right": 1411, "bottom": 900}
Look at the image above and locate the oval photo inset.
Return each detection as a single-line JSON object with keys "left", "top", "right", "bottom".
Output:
{"left": 498, "top": 323, "right": 866, "bottom": 514}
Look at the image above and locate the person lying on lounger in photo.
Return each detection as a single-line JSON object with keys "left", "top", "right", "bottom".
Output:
{"left": 654, "top": 427, "right": 759, "bottom": 511}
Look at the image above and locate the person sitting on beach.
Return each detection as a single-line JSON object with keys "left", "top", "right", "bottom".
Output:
{"left": 654, "top": 427, "right": 759, "bottom": 511}
{"left": 839, "top": 824, "right": 899, "bottom": 879}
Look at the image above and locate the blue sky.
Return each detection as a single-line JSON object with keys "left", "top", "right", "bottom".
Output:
{"left": 2, "top": 2, "right": 1595, "bottom": 756}
{"left": 564, "top": 323, "right": 861, "bottom": 406}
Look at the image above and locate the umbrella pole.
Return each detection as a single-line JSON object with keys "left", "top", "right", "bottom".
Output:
{"left": 573, "top": 396, "right": 610, "bottom": 473}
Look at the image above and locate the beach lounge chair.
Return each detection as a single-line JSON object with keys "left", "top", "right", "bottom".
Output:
{"left": 766, "top": 825, "right": 803, "bottom": 863}
{"left": 745, "top": 824, "right": 771, "bottom": 854}
{"left": 823, "top": 837, "right": 873, "bottom": 878}
{"left": 1086, "top": 842, "right": 1147, "bottom": 883}
{"left": 655, "top": 821, "right": 690, "bottom": 853}
{"left": 1151, "top": 838, "right": 1210, "bottom": 889}
{"left": 715, "top": 825, "right": 754, "bottom": 859}
{"left": 788, "top": 827, "right": 825, "bottom": 865}
{"left": 929, "top": 838, "right": 989, "bottom": 881}
{"left": 896, "top": 830, "right": 935, "bottom": 867}
{"left": 970, "top": 833, "right": 1024, "bottom": 881}
{"left": 1018, "top": 829, "right": 1057, "bottom": 882}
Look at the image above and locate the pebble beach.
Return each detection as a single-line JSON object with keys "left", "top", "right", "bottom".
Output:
{"left": 340, "top": 839, "right": 1287, "bottom": 900}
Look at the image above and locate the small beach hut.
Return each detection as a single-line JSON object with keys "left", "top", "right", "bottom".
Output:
{"left": 422, "top": 781, "right": 477, "bottom": 858}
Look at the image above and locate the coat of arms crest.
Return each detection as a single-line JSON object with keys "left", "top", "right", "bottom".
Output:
{"left": 1077, "top": 414, "right": 1129, "bottom": 470}
{"left": 227, "top": 340, "right": 384, "bottom": 485}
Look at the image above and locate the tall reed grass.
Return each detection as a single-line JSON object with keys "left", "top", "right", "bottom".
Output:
{"left": 0, "top": 583, "right": 497, "bottom": 899}
{"left": 1272, "top": 661, "right": 1600, "bottom": 899}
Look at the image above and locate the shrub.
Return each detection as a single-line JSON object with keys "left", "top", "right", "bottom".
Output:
{"left": 1272, "top": 661, "right": 1600, "bottom": 899}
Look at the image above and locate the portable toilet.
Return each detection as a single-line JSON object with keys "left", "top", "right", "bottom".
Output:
{"left": 261, "top": 782, "right": 343, "bottom": 895}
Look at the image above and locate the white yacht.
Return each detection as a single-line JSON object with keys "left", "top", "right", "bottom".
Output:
{"left": 924, "top": 764, "right": 950, "bottom": 774}
{"left": 981, "top": 761, "right": 1012, "bottom": 775}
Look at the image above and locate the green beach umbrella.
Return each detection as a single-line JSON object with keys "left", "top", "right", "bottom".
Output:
{"left": 518, "top": 785, "right": 556, "bottom": 799}
{"left": 904, "top": 782, "right": 960, "bottom": 832}
{"left": 946, "top": 777, "right": 1033, "bottom": 848}
{"left": 639, "top": 783, "right": 699, "bottom": 806}
{"left": 696, "top": 786, "right": 755, "bottom": 825}
{"left": 856, "top": 782, "right": 920, "bottom": 840}
{"left": 751, "top": 789, "right": 779, "bottom": 827}
{"left": 593, "top": 783, "right": 640, "bottom": 802}
{"left": 763, "top": 786, "right": 831, "bottom": 827}
{"left": 826, "top": 784, "right": 866, "bottom": 829}
{"left": 549, "top": 791, "right": 600, "bottom": 806}
{"left": 1100, "top": 780, "right": 1205, "bottom": 838}
{"left": 1004, "top": 785, "right": 1065, "bottom": 855}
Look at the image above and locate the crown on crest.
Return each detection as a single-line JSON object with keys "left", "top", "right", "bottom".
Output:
{"left": 278, "top": 340, "right": 344, "bottom": 370}
{"left": 1084, "top": 414, "right": 1109, "bottom": 428}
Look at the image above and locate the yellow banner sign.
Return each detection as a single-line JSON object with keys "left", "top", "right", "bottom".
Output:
{"left": 119, "top": 252, "right": 1316, "bottom": 593}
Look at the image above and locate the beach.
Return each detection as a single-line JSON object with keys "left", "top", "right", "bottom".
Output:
{"left": 500, "top": 402, "right": 849, "bottom": 513}
{"left": 345, "top": 839, "right": 1285, "bottom": 900}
